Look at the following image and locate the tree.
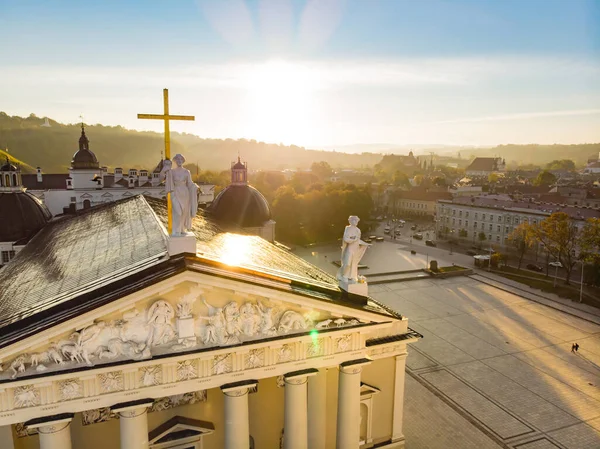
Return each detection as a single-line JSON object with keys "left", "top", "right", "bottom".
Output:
{"left": 433, "top": 176, "right": 447, "bottom": 187}
{"left": 477, "top": 232, "right": 487, "bottom": 248}
{"left": 546, "top": 159, "right": 575, "bottom": 171}
{"left": 413, "top": 174, "right": 424, "bottom": 186}
{"left": 310, "top": 161, "right": 333, "bottom": 181}
{"left": 392, "top": 171, "right": 410, "bottom": 188}
{"left": 533, "top": 170, "right": 557, "bottom": 186}
{"left": 508, "top": 223, "right": 534, "bottom": 270}
{"left": 580, "top": 218, "right": 600, "bottom": 264}
{"left": 529, "top": 213, "right": 579, "bottom": 284}
{"left": 488, "top": 173, "right": 499, "bottom": 184}
{"left": 458, "top": 229, "right": 468, "bottom": 238}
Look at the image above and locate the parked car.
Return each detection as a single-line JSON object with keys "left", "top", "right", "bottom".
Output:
{"left": 549, "top": 261, "right": 563, "bottom": 268}
{"left": 413, "top": 233, "right": 423, "bottom": 240}
{"left": 384, "top": 227, "right": 391, "bottom": 234}
{"left": 375, "top": 237, "right": 384, "bottom": 242}
{"left": 363, "top": 238, "right": 372, "bottom": 244}
{"left": 466, "top": 250, "right": 477, "bottom": 256}
{"left": 425, "top": 240, "right": 437, "bottom": 247}
{"left": 410, "top": 225, "right": 417, "bottom": 231}
{"left": 369, "top": 235, "right": 377, "bottom": 240}
{"left": 526, "top": 263, "right": 543, "bottom": 272}
{"left": 395, "top": 229, "right": 402, "bottom": 235}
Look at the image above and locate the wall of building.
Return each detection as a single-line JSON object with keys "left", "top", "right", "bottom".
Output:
{"left": 13, "top": 357, "right": 398, "bottom": 449}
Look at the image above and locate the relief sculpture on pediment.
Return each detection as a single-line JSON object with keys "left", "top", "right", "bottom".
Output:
{"left": 1, "top": 286, "right": 365, "bottom": 381}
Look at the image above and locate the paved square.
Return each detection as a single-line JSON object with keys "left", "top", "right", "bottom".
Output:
{"left": 372, "top": 277, "right": 600, "bottom": 449}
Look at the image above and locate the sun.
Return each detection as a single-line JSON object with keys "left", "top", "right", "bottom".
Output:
{"left": 242, "top": 60, "right": 316, "bottom": 144}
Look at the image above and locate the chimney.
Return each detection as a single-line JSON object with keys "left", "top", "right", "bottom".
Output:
{"left": 66, "top": 177, "right": 73, "bottom": 190}
{"left": 36, "top": 167, "right": 42, "bottom": 183}
{"left": 114, "top": 168, "right": 123, "bottom": 181}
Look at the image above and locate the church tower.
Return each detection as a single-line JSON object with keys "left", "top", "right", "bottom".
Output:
{"left": 69, "top": 123, "right": 103, "bottom": 190}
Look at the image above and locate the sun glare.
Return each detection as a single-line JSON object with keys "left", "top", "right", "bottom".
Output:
{"left": 243, "top": 60, "right": 316, "bottom": 145}
{"left": 219, "top": 233, "right": 254, "bottom": 267}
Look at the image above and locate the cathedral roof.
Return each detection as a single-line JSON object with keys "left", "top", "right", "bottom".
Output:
{"left": 0, "top": 190, "right": 52, "bottom": 242}
{"left": 207, "top": 185, "right": 271, "bottom": 228}
{"left": 0, "top": 195, "right": 397, "bottom": 351}
{"left": 0, "top": 157, "right": 18, "bottom": 172}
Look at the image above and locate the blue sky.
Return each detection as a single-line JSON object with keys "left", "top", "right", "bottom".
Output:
{"left": 0, "top": 0, "right": 599, "bottom": 147}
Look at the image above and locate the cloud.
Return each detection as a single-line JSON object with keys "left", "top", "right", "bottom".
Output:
{"left": 4, "top": 55, "right": 597, "bottom": 93}
{"left": 433, "top": 108, "right": 600, "bottom": 124}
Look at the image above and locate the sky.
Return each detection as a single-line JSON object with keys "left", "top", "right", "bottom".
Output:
{"left": 0, "top": 0, "right": 599, "bottom": 148}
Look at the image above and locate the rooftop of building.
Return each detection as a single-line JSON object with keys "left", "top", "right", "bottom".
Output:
{"left": 0, "top": 195, "right": 398, "bottom": 350}
{"left": 439, "top": 194, "right": 600, "bottom": 219}
{"left": 465, "top": 157, "right": 503, "bottom": 172}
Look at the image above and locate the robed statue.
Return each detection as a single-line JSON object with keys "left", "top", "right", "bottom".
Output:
{"left": 161, "top": 154, "right": 199, "bottom": 236}
{"left": 337, "top": 215, "right": 370, "bottom": 283}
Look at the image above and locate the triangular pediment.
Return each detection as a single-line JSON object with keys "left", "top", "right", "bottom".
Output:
{"left": 0, "top": 271, "right": 389, "bottom": 383}
{"left": 149, "top": 416, "right": 215, "bottom": 446}
{"left": 80, "top": 193, "right": 93, "bottom": 199}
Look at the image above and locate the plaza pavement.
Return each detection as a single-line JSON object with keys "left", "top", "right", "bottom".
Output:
{"left": 295, "top": 240, "right": 600, "bottom": 449}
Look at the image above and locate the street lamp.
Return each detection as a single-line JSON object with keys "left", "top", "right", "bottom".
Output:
{"left": 449, "top": 229, "right": 455, "bottom": 255}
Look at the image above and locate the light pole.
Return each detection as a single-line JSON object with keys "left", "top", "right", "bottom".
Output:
{"left": 449, "top": 230, "right": 455, "bottom": 255}
{"left": 579, "top": 259, "right": 585, "bottom": 303}
{"left": 553, "top": 262, "right": 559, "bottom": 287}
{"left": 488, "top": 245, "right": 493, "bottom": 272}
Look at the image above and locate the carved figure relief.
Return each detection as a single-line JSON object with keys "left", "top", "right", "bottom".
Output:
{"left": 140, "top": 365, "right": 162, "bottom": 387}
{"left": 336, "top": 335, "right": 352, "bottom": 353}
{"left": 198, "top": 299, "right": 227, "bottom": 345}
{"left": 177, "top": 360, "right": 197, "bottom": 381}
{"left": 316, "top": 319, "right": 332, "bottom": 329}
{"left": 59, "top": 379, "right": 82, "bottom": 401}
{"left": 150, "top": 390, "right": 206, "bottom": 412}
{"left": 213, "top": 354, "right": 232, "bottom": 375}
{"left": 81, "top": 407, "right": 113, "bottom": 426}
{"left": 306, "top": 339, "right": 323, "bottom": 358}
{"left": 245, "top": 349, "right": 264, "bottom": 369}
{"left": 147, "top": 300, "right": 176, "bottom": 346}
{"left": 278, "top": 311, "right": 308, "bottom": 333}
{"left": 277, "top": 344, "right": 293, "bottom": 363}
{"left": 99, "top": 371, "right": 123, "bottom": 393}
{"left": 13, "top": 386, "right": 40, "bottom": 408}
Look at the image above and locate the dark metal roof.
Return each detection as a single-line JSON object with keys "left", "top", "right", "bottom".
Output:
{"left": 0, "top": 156, "right": 18, "bottom": 171}
{"left": 0, "top": 195, "right": 169, "bottom": 334}
{"left": 22, "top": 174, "right": 69, "bottom": 190}
{"left": 0, "top": 190, "right": 52, "bottom": 242}
{"left": 207, "top": 184, "right": 271, "bottom": 228}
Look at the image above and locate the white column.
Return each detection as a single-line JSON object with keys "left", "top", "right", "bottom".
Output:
{"left": 284, "top": 369, "right": 317, "bottom": 449}
{"left": 0, "top": 425, "right": 15, "bottom": 449}
{"left": 391, "top": 352, "right": 408, "bottom": 443}
{"left": 222, "top": 381, "right": 257, "bottom": 449}
{"left": 336, "top": 359, "right": 371, "bottom": 449}
{"left": 113, "top": 401, "right": 153, "bottom": 449}
{"left": 26, "top": 415, "right": 73, "bottom": 449}
{"left": 308, "top": 368, "right": 327, "bottom": 449}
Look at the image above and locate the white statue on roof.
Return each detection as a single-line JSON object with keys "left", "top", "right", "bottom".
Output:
{"left": 337, "top": 215, "right": 370, "bottom": 284}
{"left": 162, "top": 153, "right": 199, "bottom": 236}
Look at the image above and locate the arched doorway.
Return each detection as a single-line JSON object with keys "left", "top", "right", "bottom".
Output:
{"left": 83, "top": 199, "right": 91, "bottom": 209}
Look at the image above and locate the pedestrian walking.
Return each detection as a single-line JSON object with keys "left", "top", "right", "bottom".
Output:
{"left": 571, "top": 343, "right": 576, "bottom": 352}
{"left": 575, "top": 343, "right": 579, "bottom": 352}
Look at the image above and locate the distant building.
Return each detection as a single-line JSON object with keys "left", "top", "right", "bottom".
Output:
{"left": 392, "top": 189, "right": 452, "bottom": 218}
{"left": 436, "top": 194, "right": 600, "bottom": 247}
{"left": 584, "top": 152, "right": 600, "bottom": 174}
{"left": 465, "top": 157, "right": 505, "bottom": 177}
{"left": 22, "top": 125, "right": 214, "bottom": 215}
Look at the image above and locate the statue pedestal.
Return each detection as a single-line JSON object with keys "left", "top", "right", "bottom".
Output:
{"left": 168, "top": 232, "right": 196, "bottom": 256}
{"left": 339, "top": 280, "right": 368, "bottom": 297}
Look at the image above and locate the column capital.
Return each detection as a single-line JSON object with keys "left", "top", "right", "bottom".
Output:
{"left": 284, "top": 368, "right": 318, "bottom": 385}
{"left": 25, "top": 413, "right": 74, "bottom": 433}
{"left": 221, "top": 379, "right": 258, "bottom": 397}
{"left": 340, "top": 357, "right": 371, "bottom": 374}
{"left": 112, "top": 398, "right": 154, "bottom": 418}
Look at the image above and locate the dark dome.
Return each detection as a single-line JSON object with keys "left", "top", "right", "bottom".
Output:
{"left": 71, "top": 148, "right": 99, "bottom": 169}
{"left": 232, "top": 160, "right": 246, "bottom": 170}
{"left": 208, "top": 184, "right": 271, "bottom": 228}
{"left": 0, "top": 191, "right": 52, "bottom": 242}
{"left": 0, "top": 160, "right": 17, "bottom": 171}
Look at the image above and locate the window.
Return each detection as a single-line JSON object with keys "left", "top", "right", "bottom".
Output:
{"left": 489, "top": 224, "right": 492, "bottom": 231}
{"left": 452, "top": 218, "right": 456, "bottom": 225}
{"left": 490, "top": 215, "right": 494, "bottom": 222}
{"left": 475, "top": 212, "right": 478, "bottom": 219}
{"left": 459, "top": 210, "right": 463, "bottom": 217}
{"left": 497, "top": 225, "right": 501, "bottom": 232}
{"left": 505, "top": 226, "right": 509, "bottom": 233}
{"left": 481, "top": 222, "right": 485, "bottom": 229}
{"left": 1, "top": 251, "right": 9, "bottom": 264}
{"left": 465, "top": 221, "right": 469, "bottom": 228}
{"left": 488, "top": 234, "right": 492, "bottom": 241}
{"left": 466, "top": 212, "right": 469, "bottom": 218}
{"left": 498, "top": 215, "right": 502, "bottom": 222}
{"left": 459, "top": 219, "right": 462, "bottom": 226}
{"left": 474, "top": 221, "right": 478, "bottom": 229}
{"left": 496, "top": 235, "right": 500, "bottom": 242}
{"left": 453, "top": 209, "right": 456, "bottom": 216}
{"left": 482, "top": 214, "right": 486, "bottom": 220}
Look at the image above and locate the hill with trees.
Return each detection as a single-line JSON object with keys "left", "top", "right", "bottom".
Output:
{"left": 0, "top": 113, "right": 382, "bottom": 173}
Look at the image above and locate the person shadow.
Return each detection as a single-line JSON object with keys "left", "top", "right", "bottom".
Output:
{"left": 574, "top": 351, "right": 600, "bottom": 374}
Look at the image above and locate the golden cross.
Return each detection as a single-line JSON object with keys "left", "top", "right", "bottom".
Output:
{"left": 138, "top": 88, "right": 195, "bottom": 234}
